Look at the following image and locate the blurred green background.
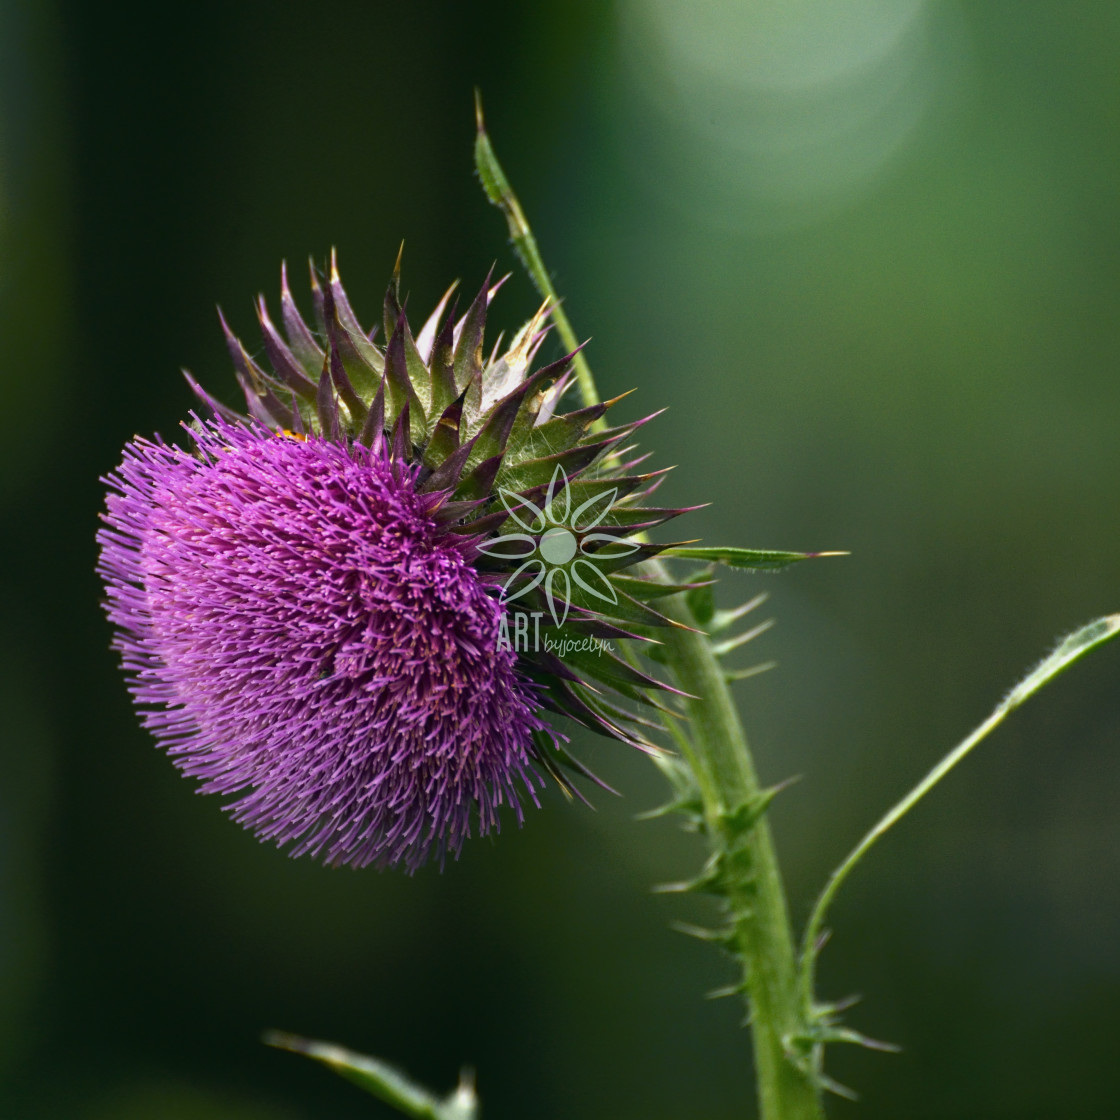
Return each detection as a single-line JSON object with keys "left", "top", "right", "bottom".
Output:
{"left": 2, "top": 1, "right": 1119, "bottom": 1117}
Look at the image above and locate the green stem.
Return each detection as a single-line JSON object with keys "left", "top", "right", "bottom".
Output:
{"left": 475, "top": 102, "right": 823, "bottom": 1118}
{"left": 660, "top": 610, "right": 824, "bottom": 1120}
{"left": 798, "top": 613, "right": 1120, "bottom": 1015}
{"left": 799, "top": 705, "right": 1004, "bottom": 1014}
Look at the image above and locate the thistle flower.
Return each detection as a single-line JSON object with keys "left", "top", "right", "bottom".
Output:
{"left": 97, "top": 255, "right": 691, "bottom": 869}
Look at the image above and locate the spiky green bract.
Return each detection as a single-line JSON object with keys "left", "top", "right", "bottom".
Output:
{"left": 198, "top": 254, "right": 697, "bottom": 774}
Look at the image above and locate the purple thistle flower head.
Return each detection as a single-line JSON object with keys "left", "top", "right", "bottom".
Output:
{"left": 97, "top": 258, "right": 694, "bottom": 871}
{"left": 98, "top": 417, "right": 549, "bottom": 870}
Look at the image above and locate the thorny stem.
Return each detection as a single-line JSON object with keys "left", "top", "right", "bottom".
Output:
{"left": 475, "top": 105, "right": 822, "bottom": 1119}
{"left": 659, "top": 609, "right": 824, "bottom": 1120}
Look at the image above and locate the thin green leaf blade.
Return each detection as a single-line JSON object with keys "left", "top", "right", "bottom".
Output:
{"left": 264, "top": 1032, "right": 477, "bottom": 1120}
{"left": 1003, "top": 614, "right": 1120, "bottom": 711}
{"left": 662, "top": 546, "right": 848, "bottom": 571}
{"left": 473, "top": 90, "right": 602, "bottom": 413}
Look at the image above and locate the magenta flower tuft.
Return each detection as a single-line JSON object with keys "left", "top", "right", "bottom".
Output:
{"left": 98, "top": 417, "right": 549, "bottom": 870}
{"left": 97, "top": 258, "right": 691, "bottom": 870}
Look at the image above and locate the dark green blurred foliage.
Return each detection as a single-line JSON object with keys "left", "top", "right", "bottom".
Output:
{"left": 1, "top": 1, "right": 1118, "bottom": 1117}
